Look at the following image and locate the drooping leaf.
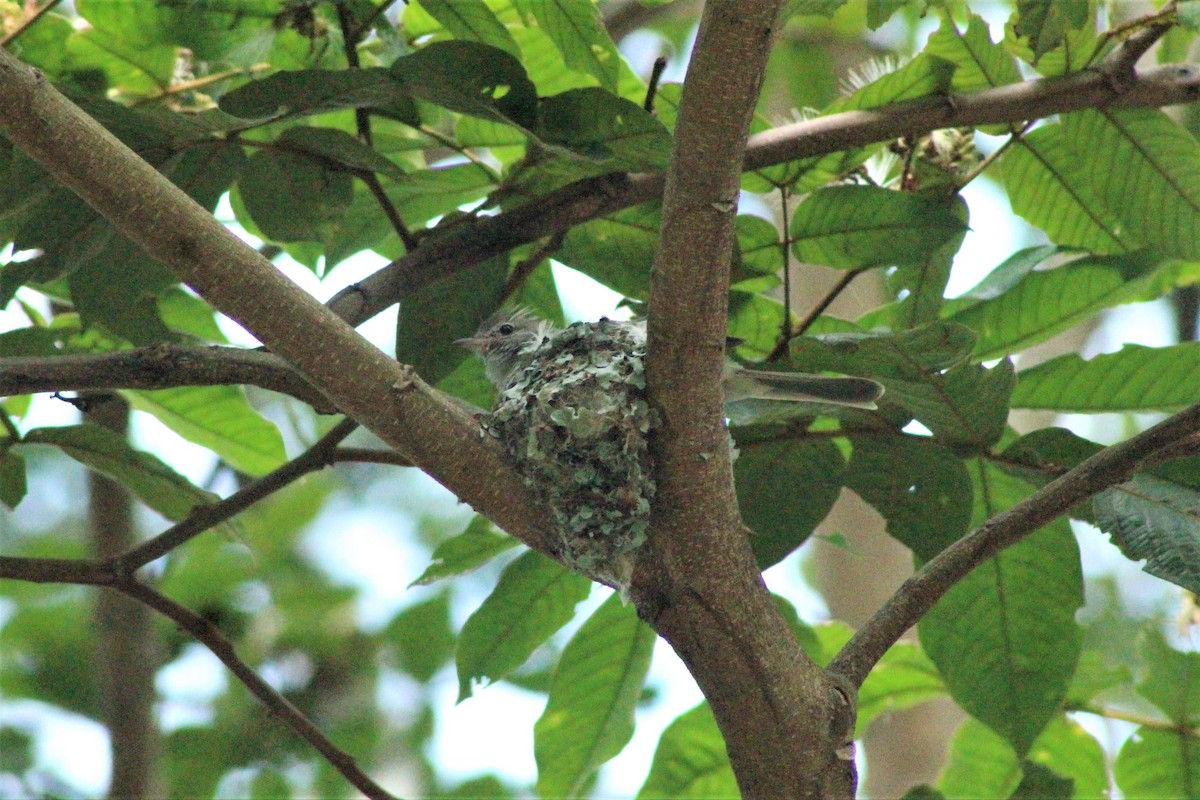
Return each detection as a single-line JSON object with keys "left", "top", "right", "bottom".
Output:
{"left": 827, "top": 53, "right": 956, "bottom": 113}
{"left": 392, "top": 41, "right": 539, "bottom": 130}
{"left": 410, "top": 517, "right": 520, "bottom": 588}
{"left": 924, "top": 12, "right": 1023, "bottom": 94}
{"left": 537, "top": 89, "right": 672, "bottom": 171}
{"left": 1009, "top": 761, "right": 1074, "bottom": 800}
{"left": 218, "top": 68, "right": 419, "bottom": 124}
{"left": 238, "top": 148, "right": 354, "bottom": 242}
{"left": 1114, "top": 727, "right": 1200, "bottom": 799}
{"left": 22, "top": 424, "right": 215, "bottom": 520}
{"left": 0, "top": 449, "right": 28, "bottom": 509}
{"left": 1011, "top": 0, "right": 1090, "bottom": 62}
{"left": 276, "top": 126, "right": 406, "bottom": 179}
{"left": 854, "top": 638, "right": 947, "bottom": 738}
{"left": 457, "top": 550, "right": 591, "bottom": 701}
{"left": 919, "top": 462, "right": 1083, "bottom": 757}
{"left": 385, "top": 590, "right": 456, "bottom": 683}
{"left": 534, "top": 594, "right": 655, "bottom": 799}
{"left": 937, "top": 718, "right": 1022, "bottom": 798}
{"left": 122, "top": 386, "right": 287, "bottom": 476}
{"left": 732, "top": 434, "right": 845, "bottom": 567}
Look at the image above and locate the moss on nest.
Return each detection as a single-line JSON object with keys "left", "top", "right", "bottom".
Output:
{"left": 484, "top": 319, "right": 656, "bottom": 592}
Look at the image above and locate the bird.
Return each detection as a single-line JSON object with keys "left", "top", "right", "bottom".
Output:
{"left": 456, "top": 309, "right": 884, "bottom": 593}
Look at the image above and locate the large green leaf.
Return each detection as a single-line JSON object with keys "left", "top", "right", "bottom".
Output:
{"left": 218, "top": 68, "right": 419, "bottom": 124}
{"left": 732, "top": 434, "right": 845, "bottom": 567}
{"left": 77, "top": 0, "right": 280, "bottom": 63}
{"left": 392, "top": 41, "right": 539, "bottom": 130}
{"left": 826, "top": 53, "right": 956, "bottom": 114}
{"left": 1114, "top": 728, "right": 1200, "bottom": 799}
{"left": 1093, "top": 474, "right": 1200, "bottom": 595}
{"left": 534, "top": 594, "right": 655, "bottom": 799}
{"left": 1012, "top": 343, "right": 1200, "bottom": 412}
{"left": 1003, "top": 124, "right": 1137, "bottom": 255}
{"left": 385, "top": 591, "right": 456, "bottom": 683}
{"left": 538, "top": 89, "right": 672, "bottom": 171}
{"left": 636, "top": 703, "right": 738, "bottom": 800}
{"left": 238, "top": 148, "right": 354, "bottom": 242}
{"left": 122, "top": 386, "right": 286, "bottom": 476}
{"left": 456, "top": 550, "right": 591, "bottom": 701}
{"left": 946, "top": 252, "right": 1199, "bottom": 360}
{"left": 1063, "top": 109, "right": 1200, "bottom": 260}
{"left": 1011, "top": 0, "right": 1090, "bottom": 62}
{"left": 790, "top": 186, "right": 968, "bottom": 270}
{"left": 919, "top": 462, "right": 1083, "bottom": 757}
{"left": 557, "top": 204, "right": 660, "bottom": 299}
{"left": 21, "top": 424, "right": 214, "bottom": 520}
{"left": 924, "top": 11, "right": 1022, "bottom": 93}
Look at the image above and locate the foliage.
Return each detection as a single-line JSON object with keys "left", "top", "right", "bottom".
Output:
{"left": 1, "top": 0, "right": 1199, "bottom": 798}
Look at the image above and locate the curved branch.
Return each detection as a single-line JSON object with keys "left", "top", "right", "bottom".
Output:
{"left": 327, "top": 61, "right": 1200, "bottom": 328}
{"left": 0, "top": 345, "right": 333, "bottom": 410}
{"left": 829, "top": 400, "right": 1200, "bottom": 688}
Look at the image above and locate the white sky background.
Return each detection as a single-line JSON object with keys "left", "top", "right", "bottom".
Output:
{"left": 1, "top": 4, "right": 1193, "bottom": 797}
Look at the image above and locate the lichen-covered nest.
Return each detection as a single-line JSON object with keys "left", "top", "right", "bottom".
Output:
{"left": 484, "top": 319, "right": 656, "bottom": 589}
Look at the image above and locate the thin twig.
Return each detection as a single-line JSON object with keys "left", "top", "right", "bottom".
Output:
{"left": 359, "top": 170, "right": 418, "bottom": 251}
{"left": 829, "top": 401, "right": 1200, "bottom": 688}
{"left": 778, "top": 185, "right": 792, "bottom": 349}
{"left": 114, "top": 418, "right": 359, "bottom": 573}
{"left": 116, "top": 580, "right": 397, "bottom": 800}
{"left": 644, "top": 56, "right": 669, "bottom": 113}
{"left": 130, "top": 65, "right": 272, "bottom": 108}
{"left": 0, "top": 0, "right": 63, "bottom": 47}
{"left": 765, "top": 268, "right": 865, "bottom": 362}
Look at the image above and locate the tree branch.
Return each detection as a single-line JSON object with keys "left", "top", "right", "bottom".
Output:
{"left": 0, "top": 345, "right": 334, "bottom": 410}
{"left": 828, "top": 401, "right": 1200, "bottom": 689}
{"left": 632, "top": 3, "right": 854, "bottom": 797}
{"left": 326, "top": 61, "right": 1200, "bottom": 328}
{"left": 0, "top": 48, "right": 559, "bottom": 562}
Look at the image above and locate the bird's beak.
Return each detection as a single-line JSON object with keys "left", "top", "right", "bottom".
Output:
{"left": 454, "top": 336, "right": 487, "bottom": 353}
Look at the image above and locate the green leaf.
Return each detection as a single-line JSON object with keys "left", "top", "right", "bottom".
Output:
{"left": 637, "top": 703, "right": 739, "bottom": 800}
{"left": 392, "top": 41, "right": 539, "bottom": 129}
{"left": 846, "top": 435, "right": 972, "bottom": 560}
{"left": 925, "top": 11, "right": 1023, "bottom": 93}
{"left": 456, "top": 550, "right": 591, "bottom": 701}
{"left": 1093, "top": 474, "right": 1200, "bottom": 595}
{"left": 534, "top": 594, "right": 655, "bottom": 799}
{"left": 420, "top": 0, "right": 521, "bottom": 59}
{"left": 238, "top": 148, "right": 354, "bottom": 243}
{"left": 218, "top": 68, "right": 419, "bottom": 124}
{"left": 122, "top": 386, "right": 286, "bottom": 476}
{"left": 1025, "top": 717, "right": 1108, "bottom": 800}
{"left": 385, "top": 162, "right": 497, "bottom": 228}
{"left": 1011, "top": 343, "right": 1200, "bottom": 412}
{"left": 920, "top": 463, "right": 1083, "bottom": 756}
{"left": 276, "top": 126, "right": 405, "bottom": 179}
{"left": 1063, "top": 109, "right": 1200, "bottom": 260}
{"left": 889, "top": 195, "right": 968, "bottom": 328}
{"left": 385, "top": 590, "right": 456, "bottom": 682}
{"left": 0, "top": 449, "right": 27, "bottom": 509}
{"left": 732, "top": 435, "right": 845, "bottom": 568}
{"left": 789, "top": 321, "right": 977, "bottom": 376}
{"left": 558, "top": 204, "right": 660, "bottom": 299}
{"left": 1114, "top": 727, "right": 1200, "bottom": 799}
{"left": 937, "top": 718, "right": 1022, "bottom": 798}
{"left": 395, "top": 255, "right": 507, "bottom": 385}
{"left": 410, "top": 517, "right": 521, "bottom": 586}
{"left": 77, "top": 0, "right": 279, "bottom": 63}
{"left": 1136, "top": 629, "right": 1200, "bottom": 726}
{"left": 946, "top": 252, "right": 1199, "bottom": 361}
{"left": 892, "top": 359, "right": 1016, "bottom": 448}
{"left": 514, "top": 0, "right": 620, "bottom": 92}
{"left": 22, "top": 424, "right": 214, "bottom": 520}
{"left": 1011, "top": 0, "right": 1090, "bottom": 62}
{"left": 1003, "top": 125, "right": 1137, "bottom": 255}
{"left": 537, "top": 89, "right": 673, "bottom": 171}
{"left": 790, "top": 185, "right": 968, "bottom": 270}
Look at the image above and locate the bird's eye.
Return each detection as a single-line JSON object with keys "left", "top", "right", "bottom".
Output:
{"left": 498, "top": 323, "right": 515, "bottom": 335}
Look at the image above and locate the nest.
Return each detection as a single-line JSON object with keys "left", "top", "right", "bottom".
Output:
{"left": 484, "top": 319, "right": 656, "bottom": 591}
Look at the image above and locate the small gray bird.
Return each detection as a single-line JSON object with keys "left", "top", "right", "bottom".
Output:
{"left": 456, "top": 309, "right": 883, "bottom": 594}
{"left": 456, "top": 309, "right": 885, "bottom": 409}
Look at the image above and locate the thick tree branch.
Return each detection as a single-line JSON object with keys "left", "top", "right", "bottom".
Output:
{"left": 0, "top": 48, "right": 559, "bottom": 562}
{"left": 0, "top": 345, "right": 333, "bottom": 410}
{"left": 829, "top": 401, "right": 1200, "bottom": 688}
{"left": 327, "top": 61, "right": 1200, "bottom": 328}
{"left": 632, "top": 3, "right": 853, "bottom": 798}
